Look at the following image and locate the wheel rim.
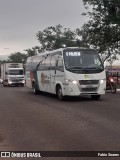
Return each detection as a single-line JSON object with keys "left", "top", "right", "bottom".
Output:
{"left": 111, "top": 83, "right": 116, "bottom": 93}
{"left": 58, "top": 88, "right": 63, "bottom": 100}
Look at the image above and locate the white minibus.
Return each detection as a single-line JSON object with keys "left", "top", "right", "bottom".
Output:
{"left": 25, "top": 47, "right": 106, "bottom": 100}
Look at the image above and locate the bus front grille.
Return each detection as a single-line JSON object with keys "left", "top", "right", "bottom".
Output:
{"left": 79, "top": 80, "right": 99, "bottom": 85}
{"left": 81, "top": 87, "right": 98, "bottom": 92}
{"left": 79, "top": 80, "right": 99, "bottom": 92}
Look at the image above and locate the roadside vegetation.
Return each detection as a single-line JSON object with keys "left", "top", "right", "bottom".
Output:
{"left": 0, "top": 0, "right": 120, "bottom": 67}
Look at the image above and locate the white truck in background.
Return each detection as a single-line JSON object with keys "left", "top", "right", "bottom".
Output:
{"left": 1, "top": 63, "right": 25, "bottom": 86}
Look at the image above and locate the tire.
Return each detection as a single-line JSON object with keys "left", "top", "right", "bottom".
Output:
{"left": 3, "top": 81, "right": 6, "bottom": 87}
{"left": 21, "top": 84, "right": 24, "bottom": 87}
{"left": 3, "top": 83, "right": 6, "bottom": 87}
{"left": 91, "top": 95, "right": 101, "bottom": 100}
{"left": 56, "top": 85, "right": 64, "bottom": 101}
{"left": 33, "top": 83, "right": 39, "bottom": 95}
{"left": 111, "top": 82, "right": 116, "bottom": 94}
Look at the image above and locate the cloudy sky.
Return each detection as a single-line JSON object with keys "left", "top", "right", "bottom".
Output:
{"left": 0, "top": 0, "right": 89, "bottom": 56}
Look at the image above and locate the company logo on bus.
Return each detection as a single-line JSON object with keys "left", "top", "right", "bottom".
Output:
{"left": 84, "top": 75, "right": 94, "bottom": 78}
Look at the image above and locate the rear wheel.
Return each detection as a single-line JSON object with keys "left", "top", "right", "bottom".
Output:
{"left": 91, "top": 95, "right": 101, "bottom": 100}
{"left": 56, "top": 85, "right": 64, "bottom": 101}
{"left": 33, "top": 83, "right": 39, "bottom": 95}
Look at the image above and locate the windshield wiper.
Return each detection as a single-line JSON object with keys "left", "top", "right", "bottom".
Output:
{"left": 85, "top": 67, "right": 103, "bottom": 70}
{"left": 67, "top": 66, "right": 103, "bottom": 71}
{"left": 90, "top": 67, "right": 103, "bottom": 70}
{"left": 67, "top": 66, "right": 85, "bottom": 70}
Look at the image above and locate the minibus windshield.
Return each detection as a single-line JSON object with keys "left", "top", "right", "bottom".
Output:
{"left": 63, "top": 49, "right": 104, "bottom": 73}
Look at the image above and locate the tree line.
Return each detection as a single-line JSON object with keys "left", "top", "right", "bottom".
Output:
{"left": 1, "top": 0, "right": 120, "bottom": 65}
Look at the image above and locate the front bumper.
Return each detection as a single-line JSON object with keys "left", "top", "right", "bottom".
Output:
{"left": 63, "top": 79, "right": 106, "bottom": 96}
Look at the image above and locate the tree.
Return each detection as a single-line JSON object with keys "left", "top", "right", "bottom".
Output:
{"left": 8, "top": 52, "right": 27, "bottom": 63}
{"left": 75, "top": 24, "right": 92, "bottom": 48}
{"left": 25, "top": 46, "right": 39, "bottom": 57}
{"left": 83, "top": 0, "right": 120, "bottom": 25}
{"left": 82, "top": 0, "right": 120, "bottom": 64}
{"left": 36, "top": 24, "right": 77, "bottom": 52}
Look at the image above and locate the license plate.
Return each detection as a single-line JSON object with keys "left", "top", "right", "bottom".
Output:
{"left": 86, "top": 85, "right": 94, "bottom": 88}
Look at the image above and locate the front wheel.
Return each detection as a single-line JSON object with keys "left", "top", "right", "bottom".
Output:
{"left": 56, "top": 86, "right": 65, "bottom": 101}
{"left": 3, "top": 81, "right": 6, "bottom": 86}
{"left": 91, "top": 95, "right": 101, "bottom": 100}
{"left": 21, "top": 84, "right": 24, "bottom": 87}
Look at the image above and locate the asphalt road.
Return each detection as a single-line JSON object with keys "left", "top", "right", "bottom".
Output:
{"left": 0, "top": 84, "right": 120, "bottom": 160}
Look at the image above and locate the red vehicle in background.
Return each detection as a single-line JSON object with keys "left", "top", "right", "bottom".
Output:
{"left": 106, "top": 72, "right": 116, "bottom": 93}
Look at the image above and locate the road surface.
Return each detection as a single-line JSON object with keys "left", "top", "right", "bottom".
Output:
{"left": 0, "top": 85, "right": 120, "bottom": 160}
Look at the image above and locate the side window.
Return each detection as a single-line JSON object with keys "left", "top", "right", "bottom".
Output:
{"left": 39, "top": 59, "right": 45, "bottom": 70}
{"left": 38, "top": 56, "right": 46, "bottom": 70}
{"left": 51, "top": 55, "right": 56, "bottom": 68}
{"left": 44, "top": 55, "right": 51, "bottom": 69}
{"left": 38, "top": 55, "right": 50, "bottom": 70}
{"left": 56, "top": 59, "right": 64, "bottom": 72}
{"left": 50, "top": 51, "right": 62, "bottom": 68}
{"left": 29, "top": 56, "right": 41, "bottom": 71}
{"left": 57, "top": 59, "right": 63, "bottom": 67}
{"left": 26, "top": 58, "right": 33, "bottom": 71}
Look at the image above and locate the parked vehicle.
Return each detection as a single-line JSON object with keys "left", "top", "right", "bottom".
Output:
{"left": 106, "top": 72, "right": 116, "bottom": 93}
{"left": 1, "top": 63, "right": 25, "bottom": 86}
{"left": 25, "top": 47, "right": 106, "bottom": 100}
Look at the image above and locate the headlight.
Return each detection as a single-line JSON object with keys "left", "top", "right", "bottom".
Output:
{"left": 9, "top": 81, "right": 12, "bottom": 84}
{"left": 100, "top": 79, "right": 104, "bottom": 84}
{"left": 110, "top": 79, "right": 114, "bottom": 82}
{"left": 72, "top": 80, "right": 77, "bottom": 84}
{"left": 65, "top": 79, "right": 77, "bottom": 84}
{"left": 22, "top": 80, "right": 25, "bottom": 83}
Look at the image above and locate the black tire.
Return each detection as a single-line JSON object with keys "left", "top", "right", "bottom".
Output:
{"left": 21, "top": 84, "right": 24, "bottom": 87}
{"left": 111, "top": 82, "right": 116, "bottom": 94}
{"left": 33, "top": 83, "right": 39, "bottom": 95}
{"left": 3, "top": 83, "right": 6, "bottom": 87}
{"left": 3, "top": 81, "right": 6, "bottom": 87}
{"left": 91, "top": 95, "right": 101, "bottom": 100}
{"left": 56, "top": 85, "right": 65, "bottom": 101}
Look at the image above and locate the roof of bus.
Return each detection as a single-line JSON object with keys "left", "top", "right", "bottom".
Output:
{"left": 37, "top": 47, "right": 93, "bottom": 55}
{"left": 26, "top": 47, "right": 96, "bottom": 61}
